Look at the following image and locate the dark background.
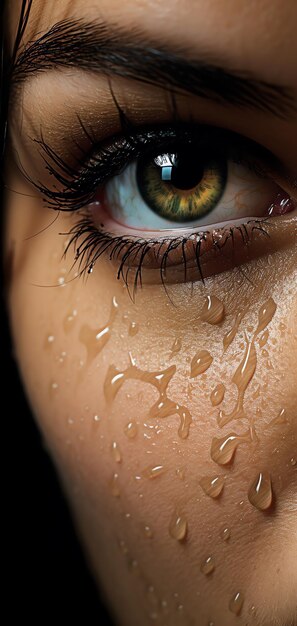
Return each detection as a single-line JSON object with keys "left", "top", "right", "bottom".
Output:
{"left": 1, "top": 1, "right": 111, "bottom": 621}
{"left": 3, "top": 297, "right": 114, "bottom": 622}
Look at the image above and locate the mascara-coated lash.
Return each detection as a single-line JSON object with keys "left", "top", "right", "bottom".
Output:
{"left": 31, "top": 123, "right": 276, "bottom": 212}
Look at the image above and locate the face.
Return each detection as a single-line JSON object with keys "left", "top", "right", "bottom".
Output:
{"left": 5, "top": 0, "right": 297, "bottom": 624}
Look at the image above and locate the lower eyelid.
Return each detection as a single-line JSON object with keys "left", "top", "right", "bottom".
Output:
{"left": 123, "top": 214, "right": 297, "bottom": 286}
{"left": 67, "top": 210, "right": 296, "bottom": 287}
{"left": 109, "top": 216, "right": 291, "bottom": 269}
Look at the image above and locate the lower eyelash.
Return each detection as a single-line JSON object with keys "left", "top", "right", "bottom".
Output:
{"left": 62, "top": 212, "right": 271, "bottom": 295}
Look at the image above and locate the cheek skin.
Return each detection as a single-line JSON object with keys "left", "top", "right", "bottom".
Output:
{"left": 6, "top": 204, "right": 297, "bottom": 626}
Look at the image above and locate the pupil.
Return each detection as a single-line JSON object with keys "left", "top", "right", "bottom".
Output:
{"left": 162, "top": 152, "right": 204, "bottom": 191}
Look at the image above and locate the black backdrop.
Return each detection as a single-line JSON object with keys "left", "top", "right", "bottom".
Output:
{"left": 2, "top": 293, "right": 114, "bottom": 622}
{"left": 1, "top": 2, "right": 114, "bottom": 620}
{"left": 1, "top": 6, "right": 112, "bottom": 618}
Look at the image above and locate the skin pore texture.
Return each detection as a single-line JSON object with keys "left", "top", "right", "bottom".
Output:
{"left": 4, "top": 1, "right": 297, "bottom": 625}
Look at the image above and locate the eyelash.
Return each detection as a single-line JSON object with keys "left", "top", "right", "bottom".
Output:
{"left": 64, "top": 213, "right": 271, "bottom": 291}
{"left": 33, "top": 122, "right": 274, "bottom": 211}
{"left": 28, "top": 115, "right": 282, "bottom": 291}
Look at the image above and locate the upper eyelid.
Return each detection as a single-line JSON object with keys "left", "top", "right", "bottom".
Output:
{"left": 27, "top": 123, "right": 279, "bottom": 214}
{"left": 52, "top": 121, "right": 280, "bottom": 176}
{"left": 10, "top": 66, "right": 293, "bottom": 180}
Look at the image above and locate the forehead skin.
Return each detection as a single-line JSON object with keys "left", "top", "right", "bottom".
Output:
{"left": 10, "top": 0, "right": 297, "bottom": 83}
{"left": 6, "top": 1, "right": 297, "bottom": 626}
{"left": 9, "top": 0, "right": 297, "bottom": 176}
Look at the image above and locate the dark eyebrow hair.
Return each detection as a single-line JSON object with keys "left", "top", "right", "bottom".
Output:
{"left": 11, "top": 18, "right": 295, "bottom": 119}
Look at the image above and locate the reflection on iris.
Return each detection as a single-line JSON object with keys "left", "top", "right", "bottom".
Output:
{"left": 137, "top": 147, "right": 227, "bottom": 222}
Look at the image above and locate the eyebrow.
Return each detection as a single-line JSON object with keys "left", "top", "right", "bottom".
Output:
{"left": 11, "top": 18, "right": 295, "bottom": 119}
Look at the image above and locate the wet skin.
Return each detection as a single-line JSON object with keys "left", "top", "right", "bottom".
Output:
{"left": 5, "top": 1, "right": 297, "bottom": 625}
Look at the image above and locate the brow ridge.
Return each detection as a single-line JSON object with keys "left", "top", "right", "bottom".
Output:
{"left": 11, "top": 18, "right": 295, "bottom": 119}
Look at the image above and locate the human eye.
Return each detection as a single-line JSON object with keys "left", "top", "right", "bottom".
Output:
{"left": 31, "top": 121, "right": 296, "bottom": 290}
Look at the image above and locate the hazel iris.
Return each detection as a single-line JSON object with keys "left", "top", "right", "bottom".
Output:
{"left": 137, "top": 147, "right": 227, "bottom": 222}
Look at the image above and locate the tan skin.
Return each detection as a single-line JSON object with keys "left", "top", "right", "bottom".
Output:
{"left": 5, "top": 1, "right": 297, "bottom": 624}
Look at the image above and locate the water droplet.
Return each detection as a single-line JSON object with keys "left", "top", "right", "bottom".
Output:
{"left": 45, "top": 334, "right": 55, "bottom": 349}
{"left": 210, "top": 383, "right": 225, "bottom": 407}
{"left": 190, "top": 350, "right": 213, "bottom": 378}
{"left": 147, "top": 585, "right": 159, "bottom": 606}
{"left": 223, "top": 308, "right": 247, "bottom": 351}
{"left": 128, "top": 321, "right": 139, "bottom": 336}
{"left": 49, "top": 381, "right": 59, "bottom": 396}
{"left": 143, "top": 525, "right": 153, "bottom": 538}
{"left": 199, "top": 475, "right": 225, "bottom": 498}
{"left": 129, "top": 558, "right": 139, "bottom": 574}
{"left": 200, "top": 555, "right": 215, "bottom": 575}
{"left": 110, "top": 473, "right": 120, "bottom": 497}
{"left": 63, "top": 309, "right": 78, "bottom": 333}
{"left": 220, "top": 526, "right": 231, "bottom": 542}
{"left": 119, "top": 539, "right": 129, "bottom": 554}
{"left": 290, "top": 457, "right": 296, "bottom": 467}
{"left": 201, "top": 295, "right": 225, "bottom": 325}
{"left": 254, "top": 298, "right": 277, "bottom": 337}
{"left": 150, "top": 397, "right": 192, "bottom": 440}
{"left": 118, "top": 538, "right": 128, "bottom": 554}
{"left": 79, "top": 325, "right": 110, "bottom": 363}
{"left": 124, "top": 420, "right": 138, "bottom": 439}
{"left": 104, "top": 362, "right": 192, "bottom": 439}
{"left": 252, "top": 385, "right": 261, "bottom": 400}
{"left": 248, "top": 604, "right": 257, "bottom": 617}
{"left": 56, "top": 350, "right": 66, "bottom": 365}
{"left": 270, "top": 408, "right": 288, "bottom": 425}
{"left": 229, "top": 591, "right": 244, "bottom": 615}
{"left": 149, "top": 611, "right": 159, "bottom": 621}
{"left": 218, "top": 337, "right": 257, "bottom": 426}
{"left": 248, "top": 471, "right": 273, "bottom": 510}
{"left": 79, "top": 298, "right": 118, "bottom": 365}
{"left": 161, "top": 599, "right": 168, "bottom": 615}
{"left": 169, "top": 511, "right": 187, "bottom": 542}
{"left": 143, "top": 465, "right": 165, "bottom": 479}
{"left": 93, "top": 414, "right": 101, "bottom": 423}
{"left": 176, "top": 467, "right": 185, "bottom": 481}
{"left": 111, "top": 441, "right": 122, "bottom": 463}
{"left": 211, "top": 429, "right": 251, "bottom": 465}
{"left": 169, "top": 337, "right": 182, "bottom": 358}
{"left": 258, "top": 329, "right": 269, "bottom": 348}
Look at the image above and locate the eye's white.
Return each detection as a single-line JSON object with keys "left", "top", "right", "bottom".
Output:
{"left": 105, "top": 158, "right": 278, "bottom": 231}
